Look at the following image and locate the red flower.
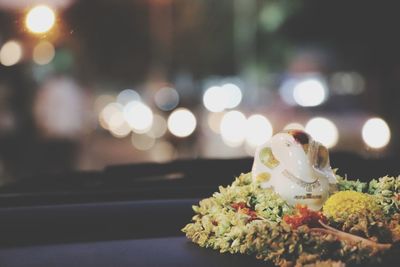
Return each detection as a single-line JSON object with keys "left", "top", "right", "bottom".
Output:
{"left": 283, "top": 204, "right": 327, "bottom": 229}
{"left": 231, "top": 202, "right": 259, "bottom": 222}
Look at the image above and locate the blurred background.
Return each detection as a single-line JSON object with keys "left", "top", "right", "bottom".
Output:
{"left": 0, "top": 0, "right": 399, "bottom": 185}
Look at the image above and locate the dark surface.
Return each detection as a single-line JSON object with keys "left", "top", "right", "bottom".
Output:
{"left": 1, "top": 154, "right": 399, "bottom": 207}
{"left": 0, "top": 237, "right": 269, "bottom": 267}
{"left": 0, "top": 158, "right": 252, "bottom": 207}
{"left": 0, "top": 199, "right": 199, "bottom": 247}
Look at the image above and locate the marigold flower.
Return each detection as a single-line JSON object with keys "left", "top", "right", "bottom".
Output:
{"left": 323, "top": 191, "right": 380, "bottom": 221}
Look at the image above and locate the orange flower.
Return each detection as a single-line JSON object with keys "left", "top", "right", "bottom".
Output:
{"left": 283, "top": 204, "right": 326, "bottom": 229}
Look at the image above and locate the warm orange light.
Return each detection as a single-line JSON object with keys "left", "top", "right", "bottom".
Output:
{"left": 25, "top": 5, "right": 55, "bottom": 34}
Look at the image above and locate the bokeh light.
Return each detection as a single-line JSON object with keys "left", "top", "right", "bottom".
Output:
{"left": 123, "top": 101, "right": 153, "bottom": 134}
{"left": 150, "top": 141, "right": 176, "bottom": 162}
{"left": 207, "top": 112, "right": 225, "bottom": 134}
{"left": 167, "top": 108, "right": 197, "bottom": 138}
{"left": 33, "top": 41, "right": 55, "bottom": 65}
{"left": 33, "top": 77, "right": 85, "bottom": 138}
{"left": 131, "top": 132, "right": 156, "bottom": 151}
{"left": 221, "top": 83, "right": 242, "bottom": 109}
{"left": 99, "top": 102, "right": 123, "bottom": 130}
{"left": 154, "top": 87, "right": 179, "bottom": 111}
{"left": 245, "top": 114, "right": 273, "bottom": 147}
{"left": 203, "top": 86, "right": 226, "bottom": 112}
{"left": 25, "top": 5, "right": 56, "bottom": 34}
{"left": 108, "top": 111, "right": 131, "bottom": 138}
{"left": 305, "top": 117, "right": 339, "bottom": 148}
{"left": 149, "top": 114, "right": 167, "bottom": 138}
{"left": 0, "top": 40, "right": 23, "bottom": 66}
{"left": 284, "top": 122, "right": 305, "bottom": 131}
{"left": 362, "top": 118, "right": 391, "bottom": 149}
{"left": 98, "top": 114, "right": 109, "bottom": 130}
{"left": 117, "top": 89, "right": 140, "bottom": 105}
{"left": 331, "top": 72, "right": 365, "bottom": 95}
{"left": 279, "top": 78, "right": 297, "bottom": 105}
{"left": 220, "top": 110, "right": 247, "bottom": 147}
{"left": 293, "top": 79, "right": 327, "bottom": 107}
{"left": 203, "top": 84, "right": 242, "bottom": 112}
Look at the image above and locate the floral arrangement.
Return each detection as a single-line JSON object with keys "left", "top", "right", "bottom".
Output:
{"left": 182, "top": 173, "right": 400, "bottom": 266}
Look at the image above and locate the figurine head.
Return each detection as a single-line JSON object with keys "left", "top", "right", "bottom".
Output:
{"left": 252, "top": 129, "right": 337, "bottom": 210}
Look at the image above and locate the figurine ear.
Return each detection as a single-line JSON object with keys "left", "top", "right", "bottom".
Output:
{"left": 316, "top": 145, "right": 329, "bottom": 168}
{"left": 286, "top": 130, "right": 310, "bottom": 153}
{"left": 259, "top": 147, "right": 279, "bottom": 169}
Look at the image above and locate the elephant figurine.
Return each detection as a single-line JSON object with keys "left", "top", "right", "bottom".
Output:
{"left": 252, "top": 129, "right": 337, "bottom": 210}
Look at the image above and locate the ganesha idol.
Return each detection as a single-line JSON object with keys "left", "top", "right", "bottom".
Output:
{"left": 252, "top": 130, "right": 337, "bottom": 210}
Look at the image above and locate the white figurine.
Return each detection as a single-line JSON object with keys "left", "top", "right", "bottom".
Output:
{"left": 252, "top": 130, "right": 337, "bottom": 210}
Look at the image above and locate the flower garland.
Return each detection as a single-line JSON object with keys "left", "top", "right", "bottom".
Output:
{"left": 182, "top": 173, "right": 400, "bottom": 266}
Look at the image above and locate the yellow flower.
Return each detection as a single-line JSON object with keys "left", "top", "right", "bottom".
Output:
{"left": 323, "top": 191, "right": 380, "bottom": 221}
